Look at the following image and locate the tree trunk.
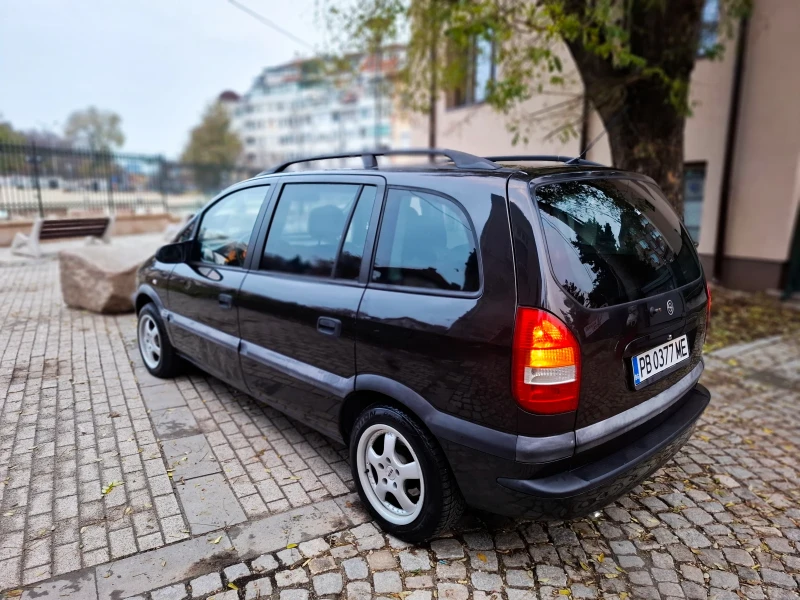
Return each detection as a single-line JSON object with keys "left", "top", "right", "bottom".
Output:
{"left": 563, "top": 0, "right": 706, "bottom": 215}
{"left": 600, "top": 83, "right": 688, "bottom": 217}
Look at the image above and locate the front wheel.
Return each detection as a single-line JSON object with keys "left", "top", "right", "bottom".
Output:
{"left": 349, "top": 405, "right": 464, "bottom": 542}
{"left": 137, "top": 303, "right": 182, "bottom": 378}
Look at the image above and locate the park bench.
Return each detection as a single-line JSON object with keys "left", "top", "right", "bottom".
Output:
{"left": 11, "top": 216, "right": 115, "bottom": 258}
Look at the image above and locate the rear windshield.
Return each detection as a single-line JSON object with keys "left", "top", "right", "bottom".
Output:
{"left": 534, "top": 178, "right": 702, "bottom": 308}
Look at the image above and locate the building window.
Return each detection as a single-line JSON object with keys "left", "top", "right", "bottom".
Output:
{"left": 683, "top": 163, "right": 706, "bottom": 243}
{"left": 447, "top": 36, "right": 496, "bottom": 109}
{"left": 698, "top": 0, "right": 720, "bottom": 57}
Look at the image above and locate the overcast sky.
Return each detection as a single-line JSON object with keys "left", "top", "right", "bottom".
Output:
{"left": 0, "top": 0, "right": 326, "bottom": 158}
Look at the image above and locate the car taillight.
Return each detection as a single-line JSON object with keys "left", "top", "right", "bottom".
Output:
{"left": 512, "top": 307, "right": 581, "bottom": 414}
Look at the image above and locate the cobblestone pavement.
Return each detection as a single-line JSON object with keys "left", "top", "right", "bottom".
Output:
{"left": 1, "top": 254, "right": 799, "bottom": 600}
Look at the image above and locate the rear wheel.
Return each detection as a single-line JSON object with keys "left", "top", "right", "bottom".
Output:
{"left": 137, "top": 303, "right": 182, "bottom": 378}
{"left": 350, "top": 404, "right": 464, "bottom": 542}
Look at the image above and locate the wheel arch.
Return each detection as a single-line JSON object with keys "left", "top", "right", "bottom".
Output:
{"left": 135, "top": 284, "right": 165, "bottom": 315}
{"left": 339, "top": 375, "right": 439, "bottom": 446}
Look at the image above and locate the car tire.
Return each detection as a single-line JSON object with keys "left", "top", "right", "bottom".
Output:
{"left": 349, "top": 404, "right": 464, "bottom": 542}
{"left": 137, "top": 303, "right": 182, "bottom": 378}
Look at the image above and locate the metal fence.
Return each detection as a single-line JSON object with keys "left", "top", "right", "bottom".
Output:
{"left": 0, "top": 143, "right": 260, "bottom": 220}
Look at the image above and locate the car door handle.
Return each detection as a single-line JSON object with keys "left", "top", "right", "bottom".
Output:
{"left": 317, "top": 316, "right": 342, "bottom": 337}
{"left": 218, "top": 293, "right": 234, "bottom": 310}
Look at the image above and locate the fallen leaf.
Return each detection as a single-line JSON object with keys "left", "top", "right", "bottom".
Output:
{"left": 210, "top": 536, "right": 223, "bottom": 544}
{"left": 102, "top": 571, "right": 112, "bottom": 578}
{"left": 5, "top": 590, "right": 23, "bottom": 597}
{"left": 477, "top": 553, "right": 487, "bottom": 562}
{"left": 101, "top": 480, "right": 124, "bottom": 495}
{"left": 109, "top": 411, "right": 121, "bottom": 418}
{"left": 558, "top": 590, "right": 571, "bottom": 596}
{"left": 763, "top": 428, "right": 774, "bottom": 435}
{"left": 227, "top": 583, "right": 239, "bottom": 591}
{"left": 604, "top": 573, "right": 618, "bottom": 579}
{"left": 579, "top": 561, "right": 590, "bottom": 571}
{"left": 596, "top": 553, "right": 605, "bottom": 563}
{"left": 620, "top": 593, "right": 629, "bottom": 600}
{"left": 286, "top": 543, "right": 298, "bottom": 549}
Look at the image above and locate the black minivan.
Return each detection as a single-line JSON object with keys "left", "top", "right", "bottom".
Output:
{"left": 135, "top": 149, "right": 711, "bottom": 541}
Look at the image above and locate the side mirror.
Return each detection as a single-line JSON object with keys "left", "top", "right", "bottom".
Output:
{"left": 155, "top": 241, "right": 192, "bottom": 264}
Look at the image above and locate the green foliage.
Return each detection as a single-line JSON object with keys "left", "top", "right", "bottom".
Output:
{"left": 64, "top": 107, "right": 125, "bottom": 151}
{"left": 0, "top": 115, "right": 25, "bottom": 145}
{"left": 181, "top": 101, "right": 243, "bottom": 192}
{"left": 321, "top": 0, "right": 751, "bottom": 139}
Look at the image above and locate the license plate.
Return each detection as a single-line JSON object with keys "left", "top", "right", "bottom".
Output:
{"left": 632, "top": 335, "right": 690, "bottom": 386}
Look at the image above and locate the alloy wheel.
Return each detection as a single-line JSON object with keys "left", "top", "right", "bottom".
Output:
{"left": 356, "top": 423, "right": 425, "bottom": 525}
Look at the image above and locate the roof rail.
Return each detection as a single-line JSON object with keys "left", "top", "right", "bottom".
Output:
{"left": 259, "top": 148, "right": 501, "bottom": 175}
{"left": 484, "top": 155, "right": 605, "bottom": 167}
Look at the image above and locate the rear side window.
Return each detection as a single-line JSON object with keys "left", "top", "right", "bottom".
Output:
{"left": 535, "top": 178, "right": 701, "bottom": 308}
{"left": 372, "top": 188, "right": 479, "bottom": 292}
{"left": 262, "top": 183, "right": 361, "bottom": 276}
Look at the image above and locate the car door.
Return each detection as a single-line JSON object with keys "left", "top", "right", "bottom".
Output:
{"left": 166, "top": 184, "right": 273, "bottom": 384}
{"left": 237, "top": 175, "right": 384, "bottom": 439}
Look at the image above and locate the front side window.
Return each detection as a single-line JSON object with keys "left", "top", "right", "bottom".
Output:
{"left": 372, "top": 189, "right": 479, "bottom": 292}
{"left": 262, "top": 183, "right": 361, "bottom": 276}
{"left": 535, "top": 179, "right": 702, "bottom": 308}
{"left": 196, "top": 186, "right": 267, "bottom": 267}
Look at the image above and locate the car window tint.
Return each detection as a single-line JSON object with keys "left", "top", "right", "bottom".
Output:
{"left": 262, "top": 183, "right": 360, "bottom": 276}
{"left": 535, "top": 179, "right": 702, "bottom": 308}
{"left": 196, "top": 187, "right": 267, "bottom": 267}
{"left": 335, "top": 186, "right": 377, "bottom": 280}
{"left": 372, "top": 188, "right": 479, "bottom": 292}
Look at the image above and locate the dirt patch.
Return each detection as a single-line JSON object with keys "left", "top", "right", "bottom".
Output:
{"left": 704, "top": 285, "right": 800, "bottom": 352}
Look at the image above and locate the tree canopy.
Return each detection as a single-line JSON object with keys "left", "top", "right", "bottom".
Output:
{"left": 181, "top": 101, "right": 243, "bottom": 191}
{"left": 322, "top": 0, "right": 750, "bottom": 213}
{"left": 64, "top": 106, "right": 125, "bottom": 152}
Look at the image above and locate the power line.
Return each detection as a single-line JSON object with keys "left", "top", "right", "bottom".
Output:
{"left": 226, "top": 0, "right": 316, "bottom": 51}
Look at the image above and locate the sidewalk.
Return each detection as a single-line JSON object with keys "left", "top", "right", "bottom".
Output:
{"left": 1, "top": 256, "right": 798, "bottom": 599}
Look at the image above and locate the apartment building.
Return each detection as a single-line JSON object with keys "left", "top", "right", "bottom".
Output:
{"left": 411, "top": 0, "right": 800, "bottom": 293}
{"left": 230, "top": 48, "right": 411, "bottom": 169}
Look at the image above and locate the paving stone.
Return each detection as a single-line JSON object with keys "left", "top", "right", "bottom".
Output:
{"left": 244, "top": 577, "right": 273, "bottom": 600}
{"left": 437, "top": 582, "right": 469, "bottom": 600}
{"left": 469, "top": 549, "right": 499, "bottom": 571}
{"left": 206, "top": 591, "right": 237, "bottom": 600}
{"left": 343, "top": 557, "right": 369, "bottom": 580}
{"left": 406, "top": 575, "right": 434, "bottom": 588}
{"left": 436, "top": 562, "right": 466, "bottom": 580}
{"left": 313, "top": 572, "right": 343, "bottom": 595}
{"left": 96, "top": 533, "right": 234, "bottom": 599}
{"left": 223, "top": 562, "right": 251, "bottom": 583}
{"left": 710, "top": 570, "right": 740, "bottom": 590}
{"left": 190, "top": 573, "right": 223, "bottom": 597}
{"left": 430, "top": 538, "right": 464, "bottom": 559}
{"left": 308, "top": 556, "right": 337, "bottom": 574}
{"left": 276, "top": 548, "right": 303, "bottom": 568}
{"left": 506, "top": 590, "right": 537, "bottom": 600}
{"left": 252, "top": 553, "right": 279, "bottom": 574}
{"left": 347, "top": 581, "right": 372, "bottom": 600}
{"left": 374, "top": 570, "right": 403, "bottom": 593}
{"left": 471, "top": 571, "right": 503, "bottom": 591}
{"left": 572, "top": 584, "right": 599, "bottom": 599}
{"left": 151, "top": 407, "right": 200, "bottom": 440}
{"left": 275, "top": 568, "right": 309, "bottom": 587}
{"left": 761, "top": 569, "right": 797, "bottom": 589}
{"left": 610, "top": 540, "right": 637, "bottom": 555}
{"left": 505, "top": 570, "right": 535, "bottom": 588}
{"left": 405, "top": 592, "right": 433, "bottom": 600}
{"left": 175, "top": 473, "right": 246, "bottom": 535}
{"left": 399, "top": 549, "right": 431, "bottom": 572}
{"left": 367, "top": 549, "right": 397, "bottom": 570}
{"left": 228, "top": 500, "right": 349, "bottom": 557}
{"left": 152, "top": 584, "right": 188, "bottom": 600}
{"left": 279, "top": 590, "right": 309, "bottom": 600}
{"left": 21, "top": 570, "right": 98, "bottom": 600}
{"left": 161, "top": 434, "right": 220, "bottom": 479}
{"left": 299, "top": 537, "right": 331, "bottom": 558}
{"left": 536, "top": 564, "right": 567, "bottom": 587}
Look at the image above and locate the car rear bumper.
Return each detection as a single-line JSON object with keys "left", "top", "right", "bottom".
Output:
{"left": 436, "top": 380, "right": 710, "bottom": 519}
